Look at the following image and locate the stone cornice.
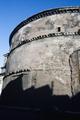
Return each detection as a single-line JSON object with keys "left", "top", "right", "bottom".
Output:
{"left": 3, "top": 69, "right": 30, "bottom": 79}
{"left": 8, "top": 31, "right": 80, "bottom": 57}
{"left": 9, "top": 7, "right": 80, "bottom": 46}
{"left": 4, "top": 30, "right": 80, "bottom": 79}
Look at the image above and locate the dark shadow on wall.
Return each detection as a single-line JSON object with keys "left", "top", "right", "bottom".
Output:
{"left": 1, "top": 74, "right": 80, "bottom": 113}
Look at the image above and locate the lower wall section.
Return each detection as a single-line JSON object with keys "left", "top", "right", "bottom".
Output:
{"left": 3, "top": 69, "right": 71, "bottom": 96}
{"left": 1, "top": 78, "right": 80, "bottom": 112}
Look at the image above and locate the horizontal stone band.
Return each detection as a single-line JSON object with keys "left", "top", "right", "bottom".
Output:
{"left": 8, "top": 31, "right": 80, "bottom": 57}
{"left": 9, "top": 7, "right": 80, "bottom": 46}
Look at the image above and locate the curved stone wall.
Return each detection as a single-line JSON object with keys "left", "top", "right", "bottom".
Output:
{"left": 10, "top": 12, "right": 80, "bottom": 50}
{"left": 3, "top": 7, "right": 80, "bottom": 96}
{"left": 6, "top": 35, "right": 80, "bottom": 72}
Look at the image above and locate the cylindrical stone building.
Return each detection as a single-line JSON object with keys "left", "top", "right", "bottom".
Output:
{"left": 1, "top": 7, "right": 80, "bottom": 111}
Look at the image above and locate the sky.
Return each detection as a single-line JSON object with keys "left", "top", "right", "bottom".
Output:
{"left": 0, "top": 0, "right": 80, "bottom": 68}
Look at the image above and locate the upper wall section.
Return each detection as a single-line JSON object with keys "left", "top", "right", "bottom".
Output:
{"left": 9, "top": 7, "right": 80, "bottom": 50}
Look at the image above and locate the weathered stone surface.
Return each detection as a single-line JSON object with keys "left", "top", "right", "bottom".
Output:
{"left": 0, "top": 76, "right": 3, "bottom": 94}
{"left": 11, "top": 13, "right": 80, "bottom": 49}
{"left": 3, "top": 7, "right": 80, "bottom": 97}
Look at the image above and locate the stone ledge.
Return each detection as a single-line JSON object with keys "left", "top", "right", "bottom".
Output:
{"left": 3, "top": 69, "right": 30, "bottom": 79}
{"left": 8, "top": 31, "right": 80, "bottom": 57}
{"left": 9, "top": 7, "right": 80, "bottom": 46}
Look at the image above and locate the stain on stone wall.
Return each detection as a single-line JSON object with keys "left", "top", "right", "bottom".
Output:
{"left": 69, "top": 49, "right": 80, "bottom": 95}
{"left": 3, "top": 7, "right": 80, "bottom": 97}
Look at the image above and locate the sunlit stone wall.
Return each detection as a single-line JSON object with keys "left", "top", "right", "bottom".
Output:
{"left": 3, "top": 7, "right": 80, "bottom": 96}
{"left": 0, "top": 75, "right": 3, "bottom": 94}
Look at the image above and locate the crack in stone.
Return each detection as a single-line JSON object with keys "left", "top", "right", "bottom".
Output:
{"left": 69, "top": 55, "right": 74, "bottom": 96}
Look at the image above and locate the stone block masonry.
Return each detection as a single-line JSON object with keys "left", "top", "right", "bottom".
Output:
{"left": 3, "top": 7, "right": 80, "bottom": 97}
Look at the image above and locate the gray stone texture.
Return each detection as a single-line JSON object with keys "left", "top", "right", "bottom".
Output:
{"left": 3, "top": 8, "right": 80, "bottom": 97}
